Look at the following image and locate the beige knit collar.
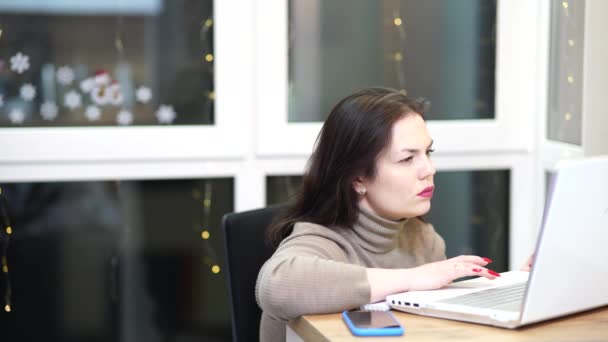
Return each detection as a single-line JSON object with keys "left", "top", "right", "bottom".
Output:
{"left": 352, "top": 208, "right": 409, "bottom": 253}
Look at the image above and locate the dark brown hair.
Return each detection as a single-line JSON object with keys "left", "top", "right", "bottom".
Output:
{"left": 266, "top": 87, "right": 429, "bottom": 247}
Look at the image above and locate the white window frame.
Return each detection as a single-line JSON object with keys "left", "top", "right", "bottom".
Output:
{"left": 256, "top": 0, "right": 541, "bottom": 157}
{"left": 0, "top": 0, "right": 251, "bottom": 167}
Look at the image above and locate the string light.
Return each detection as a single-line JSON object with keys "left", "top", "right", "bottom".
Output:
{"left": 199, "top": 14, "right": 214, "bottom": 119}
{"left": 567, "top": 76, "right": 574, "bottom": 83}
{"left": 204, "top": 18, "right": 213, "bottom": 29}
{"left": 207, "top": 91, "right": 215, "bottom": 100}
{"left": 0, "top": 186, "right": 13, "bottom": 312}
{"left": 564, "top": 112, "right": 572, "bottom": 121}
{"left": 391, "top": 8, "right": 407, "bottom": 92}
{"left": 562, "top": 1, "right": 568, "bottom": 9}
{"left": 197, "top": 181, "right": 219, "bottom": 275}
{"left": 568, "top": 39, "right": 574, "bottom": 47}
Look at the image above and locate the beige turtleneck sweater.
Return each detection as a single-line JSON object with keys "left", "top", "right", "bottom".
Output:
{"left": 255, "top": 209, "right": 446, "bottom": 341}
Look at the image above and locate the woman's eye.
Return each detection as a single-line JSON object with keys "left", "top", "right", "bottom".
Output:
{"left": 400, "top": 156, "right": 414, "bottom": 163}
{"left": 426, "top": 149, "right": 435, "bottom": 156}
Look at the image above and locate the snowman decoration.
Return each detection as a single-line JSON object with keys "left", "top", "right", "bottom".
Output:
{"left": 81, "top": 70, "right": 123, "bottom": 107}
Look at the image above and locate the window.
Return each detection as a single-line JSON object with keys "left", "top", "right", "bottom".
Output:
{"left": 0, "top": 178, "right": 234, "bottom": 341}
{"left": 288, "top": 0, "right": 497, "bottom": 122}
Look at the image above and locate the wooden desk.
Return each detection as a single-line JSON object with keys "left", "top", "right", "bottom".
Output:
{"left": 287, "top": 307, "right": 608, "bottom": 341}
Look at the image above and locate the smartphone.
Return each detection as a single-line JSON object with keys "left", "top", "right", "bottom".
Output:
{"left": 342, "top": 310, "right": 404, "bottom": 337}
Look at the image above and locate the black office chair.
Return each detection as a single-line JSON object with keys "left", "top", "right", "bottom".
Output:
{"left": 222, "top": 204, "right": 285, "bottom": 342}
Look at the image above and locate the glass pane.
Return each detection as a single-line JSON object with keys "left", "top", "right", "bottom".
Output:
{"left": 267, "top": 175, "right": 301, "bottom": 205}
{"left": 0, "top": 1, "right": 214, "bottom": 127}
{"left": 427, "top": 170, "right": 509, "bottom": 272}
{"left": 267, "top": 170, "right": 510, "bottom": 271}
{"left": 547, "top": 0, "right": 584, "bottom": 145}
{"left": 288, "top": 0, "right": 497, "bottom": 122}
{"left": 0, "top": 178, "right": 233, "bottom": 341}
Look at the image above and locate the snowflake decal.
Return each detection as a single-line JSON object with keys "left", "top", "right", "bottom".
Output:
{"left": 20, "top": 83, "right": 36, "bottom": 101}
{"left": 136, "top": 86, "right": 152, "bottom": 104}
{"left": 8, "top": 108, "right": 25, "bottom": 124}
{"left": 57, "top": 66, "right": 75, "bottom": 86}
{"left": 155, "top": 105, "right": 176, "bottom": 124}
{"left": 40, "top": 101, "right": 58, "bottom": 121}
{"left": 85, "top": 105, "right": 102, "bottom": 122}
{"left": 116, "top": 109, "right": 133, "bottom": 126}
{"left": 64, "top": 90, "right": 82, "bottom": 110}
{"left": 10, "top": 52, "right": 30, "bottom": 74}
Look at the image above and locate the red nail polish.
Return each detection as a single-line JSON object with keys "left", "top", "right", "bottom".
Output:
{"left": 472, "top": 268, "right": 482, "bottom": 272}
{"left": 482, "top": 257, "right": 493, "bottom": 263}
{"left": 488, "top": 270, "right": 500, "bottom": 277}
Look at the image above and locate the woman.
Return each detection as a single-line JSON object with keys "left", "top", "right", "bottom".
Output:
{"left": 256, "top": 87, "right": 502, "bottom": 341}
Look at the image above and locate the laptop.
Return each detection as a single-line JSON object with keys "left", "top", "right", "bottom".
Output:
{"left": 387, "top": 156, "right": 608, "bottom": 328}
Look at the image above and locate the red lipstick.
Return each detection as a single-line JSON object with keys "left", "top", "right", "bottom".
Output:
{"left": 417, "top": 186, "right": 434, "bottom": 198}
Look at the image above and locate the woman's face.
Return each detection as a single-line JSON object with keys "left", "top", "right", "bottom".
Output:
{"left": 356, "top": 114, "right": 435, "bottom": 220}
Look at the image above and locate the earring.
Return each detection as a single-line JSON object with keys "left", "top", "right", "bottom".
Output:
{"left": 358, "top": 189, "right": 366, "bottom": 195}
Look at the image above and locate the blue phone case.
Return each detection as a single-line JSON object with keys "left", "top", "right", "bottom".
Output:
{"left": 342, "top": 311, "right": 404, "bottom": 336}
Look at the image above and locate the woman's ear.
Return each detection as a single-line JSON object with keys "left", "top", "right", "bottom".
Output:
{"left": 352, "top": 176, "right": 367, "bottom": 195}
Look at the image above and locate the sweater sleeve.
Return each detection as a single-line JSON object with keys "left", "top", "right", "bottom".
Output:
{"left": 255, "top": 227, "right": 370, "bottom": 321}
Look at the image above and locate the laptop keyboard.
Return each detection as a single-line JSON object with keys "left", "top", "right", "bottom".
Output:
{"left": 438, "top": 282, "right": 526, "bottom": 312}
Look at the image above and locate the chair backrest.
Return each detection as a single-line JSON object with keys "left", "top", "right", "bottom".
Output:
{"left": 222, "top": 204, "right": 284, "bottom": 342}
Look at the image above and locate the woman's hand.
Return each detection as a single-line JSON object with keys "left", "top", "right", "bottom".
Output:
{"left": 520, "top": 253, "right": 534, "bottom": 271}
{"left": 366, "top": 255, "right": 501, "bottom": 302}
{"left": 404, "top": 255, "right": 500, "bottom": 292}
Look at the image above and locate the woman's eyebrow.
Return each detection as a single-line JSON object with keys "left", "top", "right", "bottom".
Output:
{"left": 399, "top": 140, "right": 434, "bottom": 153}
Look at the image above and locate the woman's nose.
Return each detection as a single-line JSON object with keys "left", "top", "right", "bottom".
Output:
{"left": 419, "top": 156, "right": 436, "bottom": 179}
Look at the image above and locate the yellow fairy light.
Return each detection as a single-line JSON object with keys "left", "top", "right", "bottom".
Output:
{"left": 207, "top": 91, "right": 215, "bottom": 100}
{"left": 4, "top": 304, "right": 10, "bottom": 312}
{"left": 201, "top": 230, "right": 210, "bottom": 239}
{"left": 399, "top": 89, "right": 408, "bottom": 95}
{"left": 115, "top": 37, "right": 124, "bottom": 54}
{"left": 0, "top": 185, "right": 2, "bottom": 194}
{"left": 0, "top": 29, "right": 3, "bottom": 40}
{"left": 5, "top": 226, "right": 12, "bottom": 235}
{"left": 203, "top": 199, "right": 211, "bottom": 207}
{"left": 393, "top": 17, "right": 402, "bottom": 26}
{"left": 568, "top": 39, "right": 575, "bottom": 47}
{"left": 394, "top": 52, "right": 403, "bottom": 62}
{"left": 204, "top": 18, "right": 213, "bottom": 28}
{"left": 567, "top": 76, "right": 574, "bottom": 83}
{"left": 565, "top": 112, "right": 572, "bottom": 121}
{"left": 205, "top": 53, "right": 214, "bottom": 62}
{"left": 562, "top": 1, "right": 568, "bottom": 9}
{"left": 211, "top": 265, "right": 220, "bottom": 274}
{"left": 2, "top": 265, "right": 7, "bottom": 273}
